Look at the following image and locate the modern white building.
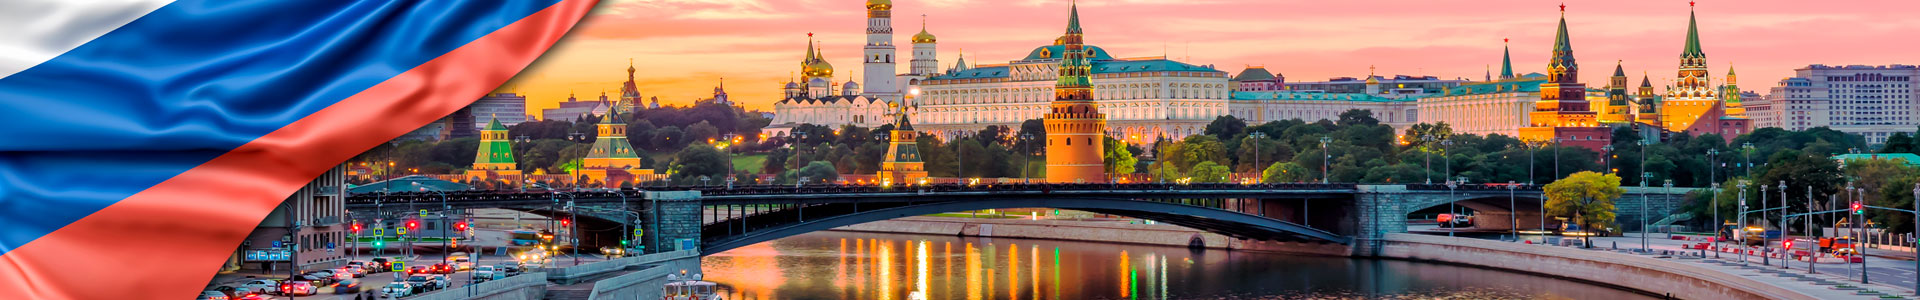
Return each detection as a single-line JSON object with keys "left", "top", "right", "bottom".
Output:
{"left": 541, "top": 92, "right": 613, "bottom": 122}
{"left": 1415, "top": 74, "right": 1548, "bottom": 137}
{"left": 1749, "top": 64, "right": 1920, "bottom": 144}
{"left": 469, "top": 93, "right": 528, "bottom": 129}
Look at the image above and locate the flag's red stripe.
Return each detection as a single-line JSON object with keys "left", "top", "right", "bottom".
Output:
{"left": 0, "top": 0, "right": 597, "bottom": 298}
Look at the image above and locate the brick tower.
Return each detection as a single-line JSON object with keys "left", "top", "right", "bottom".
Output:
{"left": 1043, "top": 3, "right": 1107, "bottom": 183}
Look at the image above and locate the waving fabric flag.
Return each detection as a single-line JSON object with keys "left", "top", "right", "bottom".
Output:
{"left": 0, "top": 0, "right": 598, "bottom": 298}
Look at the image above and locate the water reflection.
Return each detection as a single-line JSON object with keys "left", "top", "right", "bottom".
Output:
{"left": 703, "top": 231, "right": 1655, "bottom": 300}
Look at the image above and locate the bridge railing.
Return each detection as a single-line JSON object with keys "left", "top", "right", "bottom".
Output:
{"left": 347, "top": 182, "right": 1368, "bottom": 203}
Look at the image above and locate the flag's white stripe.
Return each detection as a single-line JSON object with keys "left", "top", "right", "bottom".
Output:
{"left": 0, "top": 0, "right": 174, "bottom": 80}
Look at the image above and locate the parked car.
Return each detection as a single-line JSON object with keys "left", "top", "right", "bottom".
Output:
{"left": 280, "top": 281, "right": 318, "bottom": 296}
{"left": 195, "top": 291, "right": 228, "bottom": 300}
{"left": 334, "top": 279, "right": 363, "bottom": 294}
{"left": 237, "top": 280, "right": 279, "bottom": 295}
{"left": 380, "top": 282, "right": 414, "bottom": 298}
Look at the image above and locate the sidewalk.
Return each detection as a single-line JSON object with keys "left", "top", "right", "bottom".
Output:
{"left": 1591, "top": 233, "right": 1917, "bottom": 299}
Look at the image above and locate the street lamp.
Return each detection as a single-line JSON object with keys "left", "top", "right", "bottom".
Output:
{"left": 1446, "top": 177, "right": 1459, "bottom": 237}
{"left": 1551, "top": 137, "right": 1562, "bottom": 181}
{"left": 1442, "top": 138, "right": 1453, "bottom": 186}
{"left": 1640, "top": 171, "right": 1651, "bottom": 252}
{"left": 1507, "top": 180, "right": 1518, "bottom": 241}
{"left": 1021, "top": 133, "right": 1035, "bottom": 184}
{"left": 1663, "top": 179, "right": 1674, "bottom": 239}
{"left": 1250, "top": 132, "right": 1268, "bottom": 182}
{"left": 1423, "top": 135, "right": 1436, "bottom": 184}
{"left": 1742, "top": 142, "right": 1755, "bottom": 178}
{"left": 1738, "top": 180, "right": 1750, "bottom": 265}
{"left": 1760, "top": 183, "right": 1771, "bottom": 266}
{"left": 1777, "top": 180, "right": 1787, "bottom": 269}
{"left": 1601, "top": 144, "right": 1614, "bottom": 174}
{"left": 1710, "top": 182, "right": 1721, "bottom": 258}
{"left": 1320, "top": 136, "right": 1332, "bottom": 184}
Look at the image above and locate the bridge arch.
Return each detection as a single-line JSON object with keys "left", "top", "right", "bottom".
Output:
{"left": 701, "top": 197, "right": 1347, "bottom": 254}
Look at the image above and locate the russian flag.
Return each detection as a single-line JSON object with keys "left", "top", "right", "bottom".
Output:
{"left": 0, "top": 0, "right": 597, "bottom": 298}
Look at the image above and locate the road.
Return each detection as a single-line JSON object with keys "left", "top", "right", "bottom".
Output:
{"left": 209, "top": 223, "right": 622, "bottom": 299}
{"left": 1587, "top": 233, "right": 1920, "bottom": 292}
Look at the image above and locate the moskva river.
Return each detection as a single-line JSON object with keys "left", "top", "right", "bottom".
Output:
{"left": 702, "top": 231, "right": 1653, "bottom": 299}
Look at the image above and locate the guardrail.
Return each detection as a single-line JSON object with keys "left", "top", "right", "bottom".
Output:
{"left": 545, "top": 250, "right": 698, "bottom": 284}
{"left": 586, "top": 251, "right": 702, "bottom": 299}
{"left": 406, "top": 271, "right": 548, "bottom": 300}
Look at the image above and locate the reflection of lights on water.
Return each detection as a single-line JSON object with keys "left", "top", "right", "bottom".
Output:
{"left": 1118, "top": 250, "right": 1130, "bottom": 298}
{"left": 1053, "top": 247, "right": 1062, "bottom": 300}
{"left": 1030, "top": 244, "right": 1039, "bottom": 300}
{"left": 916, "top": 240, "right": 929, "bottom": 300}
{"left": 1008, "top": 244, "right": 1018, "bottom": 300}
{"left": 965, "top": 242, "right": 980, "bottom": 300}
{"left": 880, "top": 239, "right": 892, "bottom": 300}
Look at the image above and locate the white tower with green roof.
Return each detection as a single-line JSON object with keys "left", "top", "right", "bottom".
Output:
{"left": 467, "top": 116, "right": 521, "bottom": 179}
{"left": 580, "top": 112, "right": 651, "bottom": 185}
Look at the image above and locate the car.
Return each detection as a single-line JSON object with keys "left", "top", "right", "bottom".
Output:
{"left": 408, "top": 265, "right": 429, "bottom": 274}
{"left": 474, "top": 266, "right": 500, "bottom": 281}
{"left": 341, "top": 265, "right": 367, "bottom": 278}
{"left": 236, "top": 294, "right": 271, "bottom": 300}
{"left": 431, "top": 262, "right": 455, "bottom": 274}
{"left": 330, "top": 269, "right": 354, "bottom": 280}
{"left": 334, "top": 279, "right": 363, "bottom": 294}
{"left": 429, "top": 275, "right": 453, "bottom": 289}
{"left": 370, "top": 258, "right": 392, "bottom": 271}
{"left": 381, "top": 282, "right": 415, "bottom": 298}
{"left": 227, "top": 286, "right": 265, "bottom": 298}
{"left": 406, "top": 275, "right": 440, "bottom": 291}
{"left": 237, "top": 280, "right": 279, "bottom": 295}
{"left": 195, "top": 291, "right": 229, "bottom": 300}
{"left": 453, "top": 256, "right": 475, "bottom": 271}
{"left": 280, "top": 281, "right": 318, "bottom": 296}
{"left": 294, "top": 273, "right": 335, "bottom": 286}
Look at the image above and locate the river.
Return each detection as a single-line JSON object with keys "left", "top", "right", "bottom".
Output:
{"left": 701, "top": 231, "right": 1655, "bottom": 300}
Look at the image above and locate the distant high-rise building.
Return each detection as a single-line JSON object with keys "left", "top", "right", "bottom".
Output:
{"left": 1749, "top": 64, "right": 1920, "bottom": 145}
{"left": 468, "top": 93, "right": 528, "bottom": 130}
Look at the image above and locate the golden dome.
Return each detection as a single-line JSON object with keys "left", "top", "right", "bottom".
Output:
{"left": 804, "top": 48, "right": 834, "bottom": 78}
{"left": 866, "top": 0, "right": 891, "bottom": 11}
{"left": 1365, "top": 76, "right": 1379, "bottom": 84}
{"left": 912, "top": 29, "right": 936, "bottom": 44}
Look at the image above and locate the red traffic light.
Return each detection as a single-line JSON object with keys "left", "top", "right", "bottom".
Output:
{"left": 405, "top": 219, "right": 420, "bottom": 230}
{"left": 560, "top": 219, "right": 570, "bottom": 227}
{"left": 453, "top": 221, "right": 468, "bottom": 232}
{"left": 1853, "top": 202, "right": 1864, "bottom": 214}
{"left": 350, "top": 223, "right": 363, "bottom": 233}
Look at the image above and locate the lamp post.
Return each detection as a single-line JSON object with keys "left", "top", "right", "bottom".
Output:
{"left": 1761, "top": 183, "right": 1771, "bottom": 266}
{"left": 1664, "top": 179, "right": 1674, "bottom": 239}
{"left": 1911, "top": 183, "right": 1919, "bottom": 292}
{"left": 1320, "top": 136, "right": 1332, "bottom": 184}
{"left": 1708, "top": 148, "right": 1720, "bottom": 258}
{"left": 1639, "top": 171, "right": 1651, "bottom": 252}
{"left": 1601, "top": 144, "right": 1614, "bottom": 174}
{"left": 1423, "top": 135, "right": 1436, "bottom": 184}
{"left": 1552, "top": 137, "right": 1562, "bottom": 181}
{"left": 1742, "top": 142, "right": 1754, "bottom": 178}
{"left": 1446, "top": 177, "right": 1459, "bottom": 237}
{"left": 1022, "top": 133, "right": 1034, "bottom": 184}
{"left": 1777, "top": 180, "right": 1787, "bottom": 269}
{"left": 1442, "top": 138, "right": 1453, "bottom": 187}
{"left": 1527, "top": 141, "right": 1536, "bottom": 185}
{"left": 1250, "top": 132, "right": 1267, "bottom": 182}
{"left": 1508, "top": 180, "right": 1518, "bottom": 241}
{"left": 1738, "top": 180, "right": 1750, "bottom": 265}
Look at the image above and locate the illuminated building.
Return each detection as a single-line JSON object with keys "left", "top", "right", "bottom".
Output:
{"left": 579, "top": 109, "right": 655, "bottom": 186}
{"left": 877, "top": 99, "right": 928, "bottom": 185}
{"left": 1515, "top": 5, "right": 1611, "bottom": 150}
{"left": 1655, "top": 4, "right": 1749, "bottom": 137}
{"left": 1042, "top": 3, "right": 1107, "bottom": 183}
{"left": 1748, "top": 64, "right": 1920, "bottom": 144}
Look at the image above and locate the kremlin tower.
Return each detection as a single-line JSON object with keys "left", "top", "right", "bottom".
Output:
{"left": 877, "top": 98, "right": 928, "bottom": 185}
{"left": 1656, "top": 2, "right": 1750, "bottom": 137}
{"left": 579, "top": 111, "right": 653, "bottom": 186}
{"left": 466, "top": 116, "right": 521, "bottom": 180}
{"left": 1601, "top": 61, "right": 1632, "bottom": 124}
{"left": 1043, "top": 3, "right": 1107, "bottom": 183}
{"left": 1518, "top": 4, "right": 1610, "bottom": 151}
{"left": 863, "top": 0, "right": 901, "bottom": 100}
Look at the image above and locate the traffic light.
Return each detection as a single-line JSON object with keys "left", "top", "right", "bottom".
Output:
{"left": 1783, "top": 240, "right": 1794, "bottom": 251}
{"left": 560, "top": 218, "right": 570, "bottom": 227}
{"left": 350, "top": 222, "right": 363, "bottom": 234}
{"left": 450, "top": 239, "right": 458, "bottom": 248}
{"left": 373, "top": 239, "right": 385, "bottom": 248}
{"left": 620, "top": 239, "right": 630, "bottom": 247}
{"left": 453, "top": 221, "right": 468, "bottom": 232}
{"left": 1853, "top": 201, "right": 1864, "bottom": 215}
{"left": 405, "top": 219, "right": 420, "bottom": 231}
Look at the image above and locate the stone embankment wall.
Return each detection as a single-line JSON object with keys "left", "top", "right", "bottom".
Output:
{"left": 832, "top": 216, "right": 1352, "bottom": 256}
{"left": 1377, "top": 233, "right": 1814, "bottom": 300}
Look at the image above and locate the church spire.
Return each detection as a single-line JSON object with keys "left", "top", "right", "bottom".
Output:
{"left": 1682, "top": 1, "right": 1705, "bottom": 58}
{"left": 1500, "top": 38, "right": 1514, "bottom": 80}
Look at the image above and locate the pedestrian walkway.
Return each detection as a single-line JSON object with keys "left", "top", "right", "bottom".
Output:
{"left": 1587, "top": 233, "right": 1918, "bottom": 299}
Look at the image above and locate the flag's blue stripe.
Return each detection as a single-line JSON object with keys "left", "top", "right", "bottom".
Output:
{"left": 0, "top": 0, "right": 564, "bottom": 257}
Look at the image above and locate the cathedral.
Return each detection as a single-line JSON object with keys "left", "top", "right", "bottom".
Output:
{"left": 765, "top": 0, "right": 922, "bottom": 138}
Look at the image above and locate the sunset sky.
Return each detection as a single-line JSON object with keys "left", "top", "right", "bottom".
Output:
{"left": 497, "top": 0, "right": 1920, "bottom": 115}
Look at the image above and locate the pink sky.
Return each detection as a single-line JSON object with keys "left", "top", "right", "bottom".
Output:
{"left": 498, "top": 0, "right": 1920, "bottom": 114}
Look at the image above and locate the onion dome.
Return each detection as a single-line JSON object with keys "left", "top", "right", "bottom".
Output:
{"left": 784, "top": 81, "right": 800, "bottom": 90}
{"left": 912, "top": 29, "right": 936, "bottom": 44}
{"left": 843, "top": 79, "right": 860, "bottom": 92}
{"left": 866, "top": 0, "right": 891, "bottom": 11}
{"left": 804, "top": 46, "right": 834, "bottom": 78}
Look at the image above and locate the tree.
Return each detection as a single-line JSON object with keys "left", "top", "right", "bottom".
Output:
{"left": 1175, "top": 135, "right": 1228, "bottom": 172}
{"left": 667, "top": 144, "right": 730, "bottom": 185}
{"left": 1262, "top": 162, "right": 1311, "bottom": 183}
{"left": 1882, "top": 132, "right": 1916, "bottom": 154}
{"left": 1543, "top": 171, "right": 1625, "bottom": 247}
{"left": 1189, "top": 161, "right": 1232, "bottom": 183}
{"left": 1361, "top": 163, "right": 1431, "bottom": 184}
{"left": 1337, "top": 109, "right": 1380, "bottom": 127}
{"left": 779, "top": 160, "right": 839, "bottom": 184}
{"left": 685, "top": 121, "right": 721, "bottom": 143}
{"left": 1234, "top": 135, "right": 1291, "bottom": 172}
{"left": 1203, "top": 115, "right": 1247, "bottom": 141}
{"left": 1103, "top": 136, "right": 1135, "bottom": 175}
